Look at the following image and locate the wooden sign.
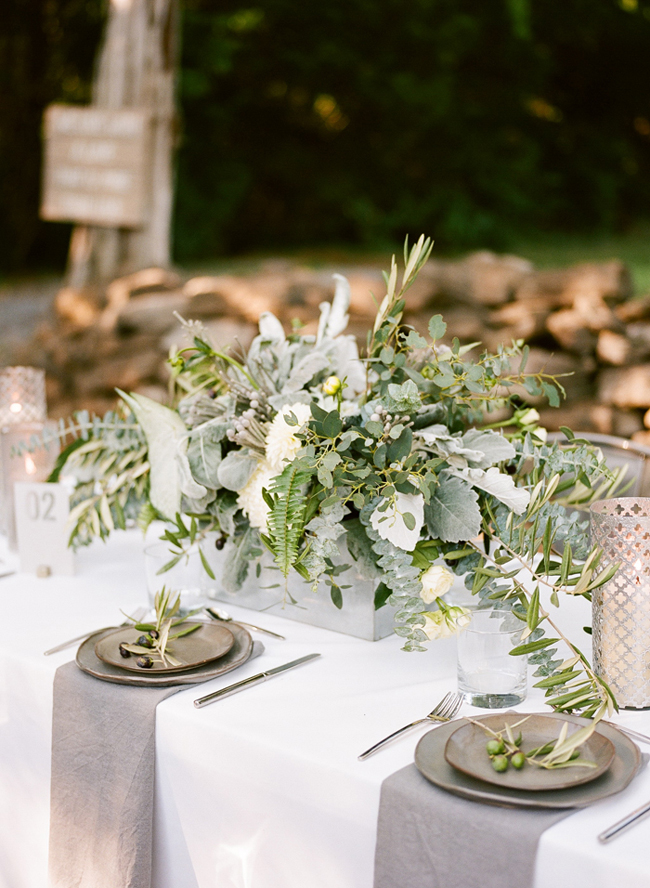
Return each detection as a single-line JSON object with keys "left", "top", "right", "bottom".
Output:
{"left": 14, "top": 482, "right": 75, "bottom": 576}
{"left": 41, "top": 104, "right": 150, "bottom": 228}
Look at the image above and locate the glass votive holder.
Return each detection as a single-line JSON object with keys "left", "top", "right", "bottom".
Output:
{"left": 0, "top": 367, "right": 47, "bottom": 426}
{"left": 457, "top": 607, "right": 528, "bottom": 708}
{"left": 144, "top": 540, "right": 224, "bottom": 609}
{"left": 0, "top": 421, "right": 60, "bottom": 549}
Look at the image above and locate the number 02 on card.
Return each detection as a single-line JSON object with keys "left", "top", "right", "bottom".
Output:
{"left": 14, "top": 482, "right": 75, "bottom": 576}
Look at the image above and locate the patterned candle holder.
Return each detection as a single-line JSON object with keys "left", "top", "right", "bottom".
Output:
{"left": 0, "top": 422, "right": 59, "bottom": 549}
{"left": 0, "top": 366, "right": 47, "bottom": 426}
{"left": 591, "top": 497, "right": 650, "bottom": 709}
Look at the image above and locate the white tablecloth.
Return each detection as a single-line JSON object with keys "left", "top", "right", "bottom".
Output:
{"left": 0, "top": 531, "right": 649, "bottom": 888}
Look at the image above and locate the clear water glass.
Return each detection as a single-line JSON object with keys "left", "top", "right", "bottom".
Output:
{"left": 144, "top": 541, "right": 222, "bottom": 609}
{"left": 457, "top": 607, "right": 527, "bottom": 708}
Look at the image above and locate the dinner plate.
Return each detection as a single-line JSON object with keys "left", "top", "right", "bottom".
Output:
{"left": 444, "top": 713, "right": 616, "bottom": 791}
{"left": 415, "top": 713, "right": 642, "bottom": 809}
{"left": 94, "top": 621, "right": 234, "bottom": 674}
{"left": 77, "top": 622, "right": 253, "bottom": 687}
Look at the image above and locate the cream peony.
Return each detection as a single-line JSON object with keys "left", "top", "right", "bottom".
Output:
{"left": 236, "top": 459, "right": 276, "bottom": 532}
{"left": 265, "top": 403, "right": 312, "bottom": 472}
{"left": 420, "top": 564, "right": 455, "bottom": 604}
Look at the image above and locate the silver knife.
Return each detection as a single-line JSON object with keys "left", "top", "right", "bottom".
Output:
{"left": 598, "top": 799, "right": 650, "bottom": 843}
{"left": 194, "top": 652, "right": 321, "bottom": 708}
{"left": 603, "top": 721, "right": 650, "bottom": 746}
{"left": 44, "top": 630, "right": 107, "bottom": 656}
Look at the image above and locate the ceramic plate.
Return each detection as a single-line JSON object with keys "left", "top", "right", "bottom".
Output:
{"left": 415, "top": 714, "right": 641, "bottom": 809}
{"left": 444, "top": 713, "right": 615, "bottom": 791}
{"left": 78, "top": 622, "right": 253, "bottom": 687}
{"left": 94, "top": 621, "right": 235, "bottom": 674}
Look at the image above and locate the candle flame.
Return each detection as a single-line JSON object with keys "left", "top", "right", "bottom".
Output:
{"left": 25, "top": 455, "right": 36, "bottom": 475}
{"left": 9, "top": 402, "right": 22, "bottom": 414}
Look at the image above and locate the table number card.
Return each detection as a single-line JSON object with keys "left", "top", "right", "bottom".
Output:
{"left": 14, "top": 482, "right": 75, "bottom": 576}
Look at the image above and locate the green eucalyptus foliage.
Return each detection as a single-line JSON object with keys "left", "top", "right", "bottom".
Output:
{"left": 49, "top": 237, "right": 627, "bottom": 720}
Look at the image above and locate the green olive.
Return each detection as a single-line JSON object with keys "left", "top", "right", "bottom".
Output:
{"left": 492, "top": 754, "right": 509, "bottom": 772}
{"left": 511, "top": 751, "right": 526, "bottom": 770}
{"left": 486, "top": 738, "right": 505, "bottom": 756}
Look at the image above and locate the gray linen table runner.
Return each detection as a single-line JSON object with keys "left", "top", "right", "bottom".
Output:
{"left": 49, "top": 661, "right": 181, "bottom": 888}
{"left": 373, "top": 763, "right": 572, "bottom": 888}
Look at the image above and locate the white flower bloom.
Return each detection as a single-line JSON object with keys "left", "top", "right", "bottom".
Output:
{"left": 265, "top": 402, "right": 312, "bottom": 472}
{"left": 422, "top": 605, "right": 471, "bottom": 640}
{"left": 420, "top": 564, "right": 455, "bottom": 604}
{"left": 532, "top": 426, "right": 548, "bottom": 443}
{"left": 370, "top": 491, "right": 424, "bottom": 551}
{"left": 323, "top": 375, "right": 341, "bottom": 395}
{"left": 237, "top": 459, "right": 277, "bottom": 532}
{"left": 518, "top": 408, "right": 540, "bottom": 425}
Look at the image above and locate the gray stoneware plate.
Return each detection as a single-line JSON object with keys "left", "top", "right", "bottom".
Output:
{"left": 416, "top": 713, "right": 641, "bottom": 809}
{"left": 94, "top": 621, "right": 234, "bottom": 674}
{"left": 444, "top": 713, "right": 616, "bottom": 791}
{"left": 78, "top": 622, "right": 253, "bottom": 687}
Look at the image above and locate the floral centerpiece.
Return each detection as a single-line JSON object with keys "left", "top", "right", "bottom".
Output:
{"left": 52, "top": 237, "right": 620, "bottom": 718}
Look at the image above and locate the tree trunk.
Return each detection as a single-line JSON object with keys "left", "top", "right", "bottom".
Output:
{"left": 66, "top": 0, "right": 178, "bottom": 286}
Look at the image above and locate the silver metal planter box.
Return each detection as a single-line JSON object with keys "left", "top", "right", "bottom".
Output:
{"left": 210, "top": 548, "right": 396, "bottom": 642}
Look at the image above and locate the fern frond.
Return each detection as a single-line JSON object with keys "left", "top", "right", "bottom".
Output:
{"left": 266, "top": 461, "right": 314, "bottom": 577}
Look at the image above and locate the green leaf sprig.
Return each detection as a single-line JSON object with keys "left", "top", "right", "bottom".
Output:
{"left": 473, "top": 715, "right": 598, "bottom": 774}
{"left": 122, "top": 587, "right": 201, "bottom": 668}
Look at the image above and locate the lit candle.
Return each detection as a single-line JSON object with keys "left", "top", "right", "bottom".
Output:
{"left": 0, "top": 367, "right": 46, "bottom": 427}
{"left": 0, "top": 422, "right": 59, "bottom": 550}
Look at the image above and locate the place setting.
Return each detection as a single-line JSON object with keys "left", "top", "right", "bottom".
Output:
{"left": 75, "top": 591, "right": 259, "bottom": 688}
{"left": 367, "top": 601, "right": 650, "bottom": 888}
{"left": 46, "top": 583, "right": 320, "bottom": 888}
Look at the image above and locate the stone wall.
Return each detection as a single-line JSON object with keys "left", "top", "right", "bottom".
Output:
{"left": 15, "top": 251, "right": 650, "bottom": 442}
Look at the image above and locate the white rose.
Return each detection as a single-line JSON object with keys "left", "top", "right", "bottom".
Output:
{"left": 420, "top": 564, "right": 455, "bottom": 604}
{"left": 422, "top": 605, "right": 471, "bottom": 640}
{"left": 518, "top": 408, "right": 540, "bottom": 425}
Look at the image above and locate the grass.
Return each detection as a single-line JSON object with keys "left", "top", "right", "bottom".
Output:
{"left": 181, "top": 225, "right": 650, "bottom": 295}
{"left": 508, "top": 224, "right": 650, "bottom": 295}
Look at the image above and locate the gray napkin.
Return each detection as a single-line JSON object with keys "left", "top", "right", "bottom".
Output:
{"left": 373, "top": 764, "right": 571, "bottom": 888}
{"left": 48, "top": 661, "right": 181, "bottom": 888}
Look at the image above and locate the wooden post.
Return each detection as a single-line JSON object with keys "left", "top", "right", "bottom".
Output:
{"left": 66, "top": 0, "right": 178, "bottom": 286}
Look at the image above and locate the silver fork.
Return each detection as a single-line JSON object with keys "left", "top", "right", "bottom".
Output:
{"left": 204, "top": 606, "right": 286, "bottom": 640}
{"left": 358, "top": 691, "right": 463, "bottom": 760}
{"left": 43, "top": 606, "right": 148, "bottom": 655}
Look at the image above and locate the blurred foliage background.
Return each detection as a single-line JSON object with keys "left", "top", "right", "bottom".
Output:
{"left": 2, "top": 0, "right": 650, "bottom": 274}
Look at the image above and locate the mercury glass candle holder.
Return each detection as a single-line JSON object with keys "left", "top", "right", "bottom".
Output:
{"left": 591, "top": 497, "right": 650, "bottom": 709}
{"left": 0, "top": 422, "right": 59, "bottom": 549}
{"left": 0, "top": 366, "right": 47, "bottom": 426}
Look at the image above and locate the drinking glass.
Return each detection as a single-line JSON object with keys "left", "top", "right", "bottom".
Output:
{"left": 457, "top": 607, "right": 527, "bottom": 708}
{"left": 144, "top": 541, "right": 224, "bottom": 609}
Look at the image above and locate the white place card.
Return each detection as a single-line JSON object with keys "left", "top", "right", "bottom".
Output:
{"left": 14, "top": 482, "right": 75, "bottom": 576}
